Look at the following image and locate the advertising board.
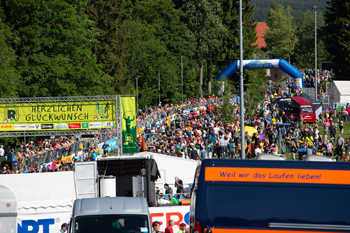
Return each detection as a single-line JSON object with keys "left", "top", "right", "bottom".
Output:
{"left": 17, "top": 212, "right": 71, "bottom": 233}
{"left": 149, "top": 206, "right": 190, "bottom": 232}
{"left": 0, "top": 101, "right": 116, "bottom": 131}
{"left": 17, "top": 206, "right": 190, "bottom": 233}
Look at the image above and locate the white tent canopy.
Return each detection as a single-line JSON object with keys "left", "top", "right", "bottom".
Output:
{"left": 0, "top": 172, "right": 77, "bottom": 214}
{"left": 331, "top": 81, "right": 350, "bottom": 103}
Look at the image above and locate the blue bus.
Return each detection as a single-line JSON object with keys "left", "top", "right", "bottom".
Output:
{"left": 190, "top": 159, "right": 350, "bottom": 233}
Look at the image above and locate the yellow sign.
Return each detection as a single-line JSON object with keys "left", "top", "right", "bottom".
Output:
{"left": 61, "top": 155, "right": 73, "bottom": 164}
{"left": 121, "top": 97, "right": 137, "bottom": 153}
{"left": 0, "top": 101, "right": 116, "bottom": 131}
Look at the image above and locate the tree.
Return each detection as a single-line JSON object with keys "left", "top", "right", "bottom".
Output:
{"left": 264, "top": 1, "right": 298, "bottom": 61}
{"left": 212, "top": 78, "right": 236, "bottom": 126}
{"left": 86, "top": 0, "right": 134, "bottom": 95}
{"left": 244, "top": 69, "right": 267, "bottom": 117}
{"left": 156, "top": 14, "right": 199, "bottom": 101}
{"left": 323, "top": 0, "right": 350, "bottom": 79}
{"left": 0, "top": 21, "right": 20, "bottom": 98}
{"left": 1, "top": 0, "right": 112, "bottom": 97}
{"left": 126, "top": 0, "right": 199, "bottom": 107}
{"left": 183, "top": 0, "right": 227, "bottom": 96}
{"left": 216, "top": 0, "right": 257, "bottom": 69}
{"left": 292, "top": 10, "right": 328, "bottom": 68}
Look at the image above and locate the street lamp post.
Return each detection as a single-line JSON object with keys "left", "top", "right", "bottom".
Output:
{"left": 239, "top": 0, "right": 245, "bottom": 159}
{"left": 313, "top": 4, "right": 318, "bottom": 100}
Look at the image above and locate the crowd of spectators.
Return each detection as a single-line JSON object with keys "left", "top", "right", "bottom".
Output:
{"left": 136, "top": 68, "right": 349, "bottom": 162}
{"left": 0, "top": 68, "right": 346, "bottom": 175}
{"left": 0, "top": 132, "right": 114, "bottom": 175}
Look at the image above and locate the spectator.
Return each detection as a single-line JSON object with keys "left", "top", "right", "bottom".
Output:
{"left": 152, "top": 221, "right": 162, "bottom": 233}
{"left": 90, "top": 149, "right": 98, "bottom": 161}
{"left": 102, "top": 142, "right": 110, "bottom": 156}
{"left": 0, "top": 145, "right": 4, "bottom": 157}
{"left": 165, "top": 220, "right": 174, "bottom": 233}
{"left": 59, "top": 223, "right": 68, "bottom": 233}
{"left": 167, "top": 192, "right": 178, "bottom": 204}
{"left": 175, "top": 176, "right": 183, "bottom": 191}
{"left": 345, "top": 138, "right": 350, "bottom": 161}
{"left": 158, "top": 195, "right": 170, "bottom": 205}
{"left": 336, "top": 134, "right": 344, "bottom": 161}
{"left": 177, "top": 223, "right": 186, "bottom": 233}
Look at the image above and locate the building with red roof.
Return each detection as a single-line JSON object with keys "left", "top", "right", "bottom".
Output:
{"left": 253, "top": 22, "right": 268, "bottom": 48}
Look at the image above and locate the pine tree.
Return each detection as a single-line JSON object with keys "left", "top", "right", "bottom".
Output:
{"left": 292, "top": 10, "right": 328, "bottom": 68}
{"left": 264, "top": 1, "right": 298, "bottom": 62}
{"left": 182, "top": 0, "right": 227, "bottom": 96}
{"left": 323, "top": 0, "right": 350, "bottom": 79}
{"left": 216, "top": 0, "right": 257, "bottom": 69}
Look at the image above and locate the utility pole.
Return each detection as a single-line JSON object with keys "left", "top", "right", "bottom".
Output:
{"left": 313, "top": 4, "right": 318, "bottom": 100}
{"left": 181, "top": 56, "right": 183, "bottom": 103}
{"left": 158, "top": 69, "right": 160, "bottom": 104}
{"left": 239, "top": 0, "right": 245, "bottom": 159}
{"left": 136, "top": 76, "right": 138, "bottom": 114}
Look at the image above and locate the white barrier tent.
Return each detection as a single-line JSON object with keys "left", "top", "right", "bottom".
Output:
{"left": 0, "top": 172, "right": 77, "bottom": 232}
{"left": 329, "top": 81, "right": 350, "bottom": 104}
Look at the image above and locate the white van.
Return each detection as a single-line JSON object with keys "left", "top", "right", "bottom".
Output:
{"left": 69, "top": 197, "right": 151, "bottom": 233}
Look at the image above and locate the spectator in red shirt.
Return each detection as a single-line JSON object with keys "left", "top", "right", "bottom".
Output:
{"left": 165, "top": 220, "right": 174, "bottom": 233}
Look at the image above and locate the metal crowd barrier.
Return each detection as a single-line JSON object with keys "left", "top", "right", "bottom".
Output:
{"left": 137, "top": 98, "right": 223, "bottom": 130}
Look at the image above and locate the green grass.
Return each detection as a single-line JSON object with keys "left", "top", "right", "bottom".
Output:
{"left": 282, "top": 119, "right": 350, "bottom": 161}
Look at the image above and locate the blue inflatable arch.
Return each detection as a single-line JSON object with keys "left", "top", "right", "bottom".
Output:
{"left": 217, "top": 59, "right": 303, "bottom": 89}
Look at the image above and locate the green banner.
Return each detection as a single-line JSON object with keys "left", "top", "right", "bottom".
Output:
{"left": 121, "top": 97, "right": 137, "bottom": 154}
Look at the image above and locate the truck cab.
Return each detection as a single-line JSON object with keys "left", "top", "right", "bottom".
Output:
{"left": 69, "top": 197, "right": 151, "bottom": 233}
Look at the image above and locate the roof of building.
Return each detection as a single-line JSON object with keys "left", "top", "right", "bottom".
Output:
{"left": 253, "top": 22, "right": 268, "bottom": 48}
{"left": 291, "top": 97, "right": 312, "bottom": 105}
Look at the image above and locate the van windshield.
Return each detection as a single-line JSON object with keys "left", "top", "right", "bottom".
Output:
{"left": 74, "top": 215, "right": 148, "bottom": 233}
{"left": 301, "top": 108, "right": 314, "bottom": 113}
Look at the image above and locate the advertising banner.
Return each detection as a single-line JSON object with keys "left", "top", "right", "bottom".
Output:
{"left": 238, "top": 59, "right": 280, "bottom": 69}
{"left": 97, "top": 137, "right": 117, "bottom": 154}
{"left": 18, "top": 212, "right": 71, "bottom": 233}
{"left": 121, "top": 97, "right": 137, "bottom": 154}
{"left": 149, "top": 206, "right": 190, "bottom": 232}
{"left": 0, "top": 101, "right": 116, "bottom": 131}
{"left": 61, "top": 155, "right": 73, "bottom": 164}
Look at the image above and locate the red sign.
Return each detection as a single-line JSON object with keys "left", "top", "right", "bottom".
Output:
{"left": 6, "top": 203, "right": 10, "bottom": 207}
{"left": 69, "top": 123, "right": 81, "bottom": 129}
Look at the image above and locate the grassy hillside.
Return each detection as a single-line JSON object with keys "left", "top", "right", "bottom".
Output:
{"left": 251, "top": 0, "right": 329, "bottom": 22}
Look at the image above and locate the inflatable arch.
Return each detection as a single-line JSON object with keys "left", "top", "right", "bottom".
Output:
{"left": 217, "top": 59, "right": 303, "bottom": 89}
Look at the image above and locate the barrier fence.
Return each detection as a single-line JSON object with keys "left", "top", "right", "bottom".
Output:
{"left": 136, "top": 98, "right": 223, "bottom": 130}
{"left": 0, "top": 130, "right": 117, "bottom": 171}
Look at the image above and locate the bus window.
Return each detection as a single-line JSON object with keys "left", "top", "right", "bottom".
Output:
{"left": 301, "top": 107, "right": 314, "bottom": 113}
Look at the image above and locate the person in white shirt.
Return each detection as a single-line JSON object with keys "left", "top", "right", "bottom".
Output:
{"left": 219, "top": 136, "right": 227, "bottom": 158}
{"left": 255, "top": 147, "right": 262, "bottom": 156}
{"left": 0, "top": 145, "right": 4, "bottom": 157}
{"left": 158, "top": 195, "right": 170, "bottom": 205}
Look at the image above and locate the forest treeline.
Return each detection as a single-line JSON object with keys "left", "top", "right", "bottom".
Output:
{"left": 0, "top": 0, "right": 348, "bottom": 108}
{"left": 251, "top": 0, "right": 329, "bottom": 22}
